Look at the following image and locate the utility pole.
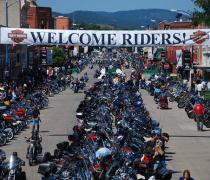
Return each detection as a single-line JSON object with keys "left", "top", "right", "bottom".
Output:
{"left": 4, "top": 0, "right": 19, "bottom": 78}
{"left": 5, "top": 0, "right": 9, "bottom": 78}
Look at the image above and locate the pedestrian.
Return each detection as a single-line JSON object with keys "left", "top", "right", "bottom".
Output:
{"left": 193, "top": 103, "right": 205, "bottom": 131}
{"left": 207, "top": 80, "right": 210, "bottom": 91}
{"left": 179, "top": 170, "right": 194, "bottom": 180}
{"left": 201, "top": 80, "right": 206, "bottom": 90}
{"left": 32, "top": 107, "right": 41, "bottom": 132}
{"left": 196, "top": 82, "right": 203, "bottom": 97}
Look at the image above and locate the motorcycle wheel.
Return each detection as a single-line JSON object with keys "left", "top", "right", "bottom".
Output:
{"left": 0, "top": 136, "right": 7, "bottom": 146}
{"left": 185, "top": 107, "right": 191, "bottom": 113}
{"left": 7, "top": 131, "right": 14, "bottom": 141}
{"left": 29, "top": 147, "right": 35, "bottom": 166}
{"left": 13, "top": 127, "right": 18, "bottom": 135}
{"left": 169, "top": 97, "right": 175, "bottom": 102}
{"left": 16, "top": 171, "right": 26, "bottom": 180}
{"left": 187, "top": 111, "right": 194, "bottom": 119}
{"left": 178, "top": 102, "right": 185, "bottom": 109}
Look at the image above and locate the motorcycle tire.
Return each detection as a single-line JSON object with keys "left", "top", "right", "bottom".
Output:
{"left": 74, "top": 88, "right": 79, "bottom": 93}
{"left": 13, "top": 127, "right": 18, "bottom": 135}
{"left": 29, "top": 147, "right": 35, "bottom": 166}
{"left": 7, "top": 131, "right": 14, "bottom": 141}
{"left": 178, "top": 102, "right": 185, "bottom": 109}
{"left": 49, "top": 92, "right": 54, "bottom": 97}
{"left": 0, "top": 136, "right": 7, "bottom": 146}
{"left": 185, "top": 107, "right": 191, "bottom": 113}
{"left": 187, "top": 111, "right": 194, "bottom": 119}
{"left": 169, "top": 97, "right": 175, "bottom": 102}
{"left": 16, "top": 171, "right": 26, "bottom": 180}
{"left": 203, "top": 120, "right": 210, "bottom": 128}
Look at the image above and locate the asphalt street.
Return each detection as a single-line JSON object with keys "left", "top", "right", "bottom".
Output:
{"left": 2, "top": 67, "right": 210, "bottom": 180}
{"left": 141, "top": 89, "right": 210, "bottom": 180}
{"left": 1, "top": 66, "right": 96, "bottom": 180}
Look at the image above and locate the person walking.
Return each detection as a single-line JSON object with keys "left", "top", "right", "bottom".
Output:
{"left": 196, "top": 82, "right": 203, "bottom": 97}
{"left": 193, "top": 103, "right": 205, "bottom": 131}
{"left": 32, "top": 107, "right": 41, "bottom": 133}
{"left": 179, "top": 170, "right": 194, "bottom": 180}
{"left": 207, "top": 80, "right": 210, "bottom": 91}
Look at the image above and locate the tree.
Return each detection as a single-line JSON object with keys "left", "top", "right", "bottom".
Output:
{"left": 191, "top": 0, "right": 210, "bottom": 26}
{"left": 52, "top": 47, "right": 67, "bottom": 66}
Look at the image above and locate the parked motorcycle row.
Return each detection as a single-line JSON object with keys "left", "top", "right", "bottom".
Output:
{"left": 38, "top": 58, "right": 172, "bottom": 179}
{"left": 142, "top": 74, "right": 210, "bottom": 128}
{"left": 0, "top": 71, "right": 83, "bottom": 179}
{"left": 0, "top": 89, "right": 49, "bottom": 146}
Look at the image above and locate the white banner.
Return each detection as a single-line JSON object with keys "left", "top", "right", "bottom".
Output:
{"left": 0, "top": 27, "right": 210, "bottom": 46}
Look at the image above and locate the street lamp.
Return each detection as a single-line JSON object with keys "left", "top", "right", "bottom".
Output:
{"left": 170, "top": 9, "right": 192, "bottom": 21}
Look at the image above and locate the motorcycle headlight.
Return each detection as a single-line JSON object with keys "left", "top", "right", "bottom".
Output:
{"left": 62, "top": 170, "right": 70, "bottom": 178}
{"left": 9, "top": 169, "right": 15, "bottom": 175}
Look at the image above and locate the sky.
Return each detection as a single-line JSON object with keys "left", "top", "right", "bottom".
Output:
{"left": 37, "top": 0, "right": 195, "bottom": 13}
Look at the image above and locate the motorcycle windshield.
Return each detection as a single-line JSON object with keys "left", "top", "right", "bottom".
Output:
{"left": 9, "top": 155, "right": 19, "bottom": 170}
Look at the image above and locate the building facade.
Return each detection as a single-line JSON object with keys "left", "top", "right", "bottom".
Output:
{"left": 0, "top": 0, "right": 29, "bottom": 28}
{"left": 26, "top": 1, "right": 53, "bottom": 68}
{"left": 158, "top": 21, "right": 202, "bottom": 72}
{"left": 0, "top": 0, "right": 30, "bottom": 79}
{"left": 27, "top": 5, "right": 53, "bottom": 29}
{"left": 55, "top": 16, "right": 70, "bottom": 30}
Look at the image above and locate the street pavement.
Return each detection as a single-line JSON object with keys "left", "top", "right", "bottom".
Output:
{"left": 2, "top": 66, "right": 210, "bottom": 180}
{"left": 1, "top": 66, "right": 96, "bottom": 180}
{"left": 141, "top": 89, "right": 210, "bottom": 180}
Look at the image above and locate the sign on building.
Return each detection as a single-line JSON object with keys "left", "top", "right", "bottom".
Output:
{"left": 1, "top": 27, "right": 210, "bottom": 47}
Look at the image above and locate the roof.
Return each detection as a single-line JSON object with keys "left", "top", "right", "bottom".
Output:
{"left": 159, "top": 21, "right": 193, "bottom": 30}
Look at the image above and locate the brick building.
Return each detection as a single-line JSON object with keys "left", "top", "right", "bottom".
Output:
{"left": 26, "top": 0, "right": 53, "bottom": 68}
{"left": 55, "top": 16, "right": 71, "bottom": 30}
{"left": 27, "top": 1, "right": 53, "bottom": 29}
{"left": 158, "top": 20, "right": 193, "bottom": 30}
{"left": 157, "top": 21, "right": 203, "bottom": 73}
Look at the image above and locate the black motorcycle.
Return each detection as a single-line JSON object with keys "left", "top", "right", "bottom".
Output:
{"left": 6, "top": 152, "right": 26, "bottom": 180}
{"left": 26, "top": 132, "right": 42, "bottom": 166}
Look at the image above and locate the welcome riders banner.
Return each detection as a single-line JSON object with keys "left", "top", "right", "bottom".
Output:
{"left": 0, "top": 27, "right": 210, "bottom": 46}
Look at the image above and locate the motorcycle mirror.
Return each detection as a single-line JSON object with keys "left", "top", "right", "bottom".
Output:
{"left": 117, "top": 121, "right": 122, "bottom": 125}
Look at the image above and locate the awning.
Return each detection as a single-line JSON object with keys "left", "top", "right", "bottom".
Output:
{"left": 154, "top": 48, "right": 165, "bottom": 59}
{"left": 193, "top": 65, "right": 210, "bottom": 69}
{"left": 193, "top": 65, "right": 210, "bottom": 72}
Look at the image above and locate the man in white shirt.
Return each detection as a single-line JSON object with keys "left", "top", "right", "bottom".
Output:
{"left": 201, "top": 81, "right": 206, "bottom": 90}
{"left": 197, "top": 83, "right": 203, "bottom": 96}
{"left": 207, "top": 81, "right": 210, "bottom": 91}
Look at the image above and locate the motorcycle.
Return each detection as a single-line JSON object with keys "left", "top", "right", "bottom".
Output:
{"left": 6, "top": 152, "right": 26, "bottom": 180}
{"left": 26, "top": 133, "right": 42, "bottom": 166}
